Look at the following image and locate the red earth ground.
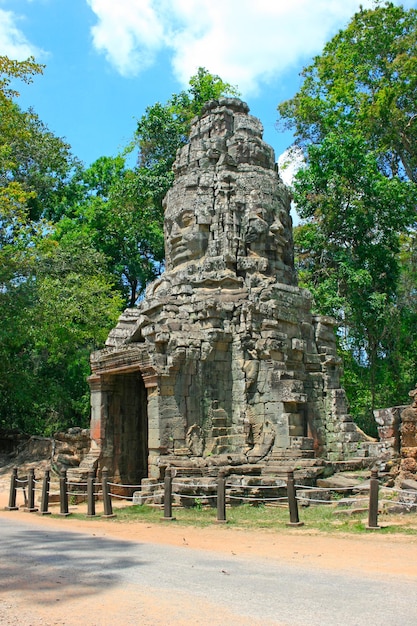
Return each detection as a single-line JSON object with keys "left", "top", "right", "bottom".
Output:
{"left": 1, "top": 474, "right": 417, "bottom": 625}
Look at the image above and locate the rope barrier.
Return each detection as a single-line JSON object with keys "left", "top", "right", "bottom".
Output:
{"left": 170, "top": 481, "right": 284, "bottom": 490}
{"left": 296, "top": 496, "right": 335, "bottom": 504}
{"left": 296, "top": 495, "right": 369, "bottom": 503}
{"left": 172, "top": 492, "right": 217, "bottom": 499}
{"left": 171, "top": 482, "right": 217, "bottom": 489}
{"left": 294, "top": 484, "right": 361, "bottom": 492}
{"left": 108, "top": 482, "right": 143, "bottom": 489}
{"left": 67, "top": 481, "right": 88, "bottom": 487}
{"left": 381, "top": 486, "right": 417, "bottom": 496}
{"left": 228, "top": 494, "right": 288, "bottom": 502}
{"left": 7, "top": 464, "right": 417, "bottom": 529}
{"left": 109, "top": 493, "right": 134, "bottom": 500}
{"left": 379, "top": 498, "right": 407, "bottom": 506}
{"left": 225, "top": 483, "right": 285, "bottom": 490}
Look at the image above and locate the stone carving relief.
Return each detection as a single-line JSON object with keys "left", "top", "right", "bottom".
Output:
{"left": 401, "top": 385, "right": 417, "bottom": 450}
{"left": 399, "top": 385, "right": 417, "bottom": 481}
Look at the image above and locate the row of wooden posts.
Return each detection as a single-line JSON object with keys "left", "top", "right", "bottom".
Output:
{"left": 5, "top": 467, "right": 382, "bottom": 529}
{"left": 6, "top": 466, "right": 115, "bottom": 518}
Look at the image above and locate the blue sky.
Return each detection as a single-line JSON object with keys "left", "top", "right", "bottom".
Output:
{"left": 2, "top": 0, "right": 417, "bottom": 181}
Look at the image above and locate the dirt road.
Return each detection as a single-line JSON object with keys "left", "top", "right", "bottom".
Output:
{"left": 1, "top": 479, "right": 417, "bottom": 625}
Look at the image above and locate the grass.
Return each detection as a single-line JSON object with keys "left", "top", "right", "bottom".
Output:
{"left": 66, "top": 501, "right": 417, "bottom": 535}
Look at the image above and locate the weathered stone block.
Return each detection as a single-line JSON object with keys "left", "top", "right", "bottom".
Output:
{"left": 84, "top": 98, "right": 374, "bottom": 484}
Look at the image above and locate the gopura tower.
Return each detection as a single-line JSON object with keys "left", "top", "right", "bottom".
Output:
{"left": 86, "top": 99, "right": 369, "bottom": 484}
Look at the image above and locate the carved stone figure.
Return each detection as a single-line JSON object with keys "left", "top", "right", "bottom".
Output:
{"left": 401, "top": 385, "right": 417, "bottom": 452}
{"left": 81, "top": 98, "right": 371, "bottom": 485}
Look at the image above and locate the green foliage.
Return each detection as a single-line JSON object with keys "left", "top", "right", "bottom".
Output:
{"left": 0, "top": 57, "right": 123, "bottom": 434}
{"left": 278, "top": 2, "right": 417, "bottom": 181}
{"left": 278, "top": 3, "right": 417, "bottom": 423}
{"left": 30, "top": 236, "right": 123, "bottom": 433}
{"left": 1, "top": 56, "right": 43, "bottom": 218}
{"left": 0, "top": 224, "right": 123, "bottom": 434}
{"left": 58, "top": 155, "right": 166, "bottom": 307}
{"left": 1, "top": 57, "right": 80, "bottom": 223}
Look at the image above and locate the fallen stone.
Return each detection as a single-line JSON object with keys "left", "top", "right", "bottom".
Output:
{"left": 400, "top": 478, "right": 417, "bottom": 492}
{"left": 317, "top": 474, "right": 362, "bottom": 490}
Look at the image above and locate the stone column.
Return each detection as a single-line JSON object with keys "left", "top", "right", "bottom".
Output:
{"left": 143, "top": 380, "right": 161, "bottom": 479}
{"left": 87, "top": 373, "right": 115, "bottom": 469}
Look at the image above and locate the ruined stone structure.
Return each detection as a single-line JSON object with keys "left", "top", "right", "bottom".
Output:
{"left": 82, "top": 98, "right": 371, "bottom": 486}
{"left": 397, "top": 385, "right": 417, "bottom": 483}
{"left": 400, "top": 386, "right": 417, "bottom": 451}
{"left": 373, "top": 386, "right": 417, "bottom": 498}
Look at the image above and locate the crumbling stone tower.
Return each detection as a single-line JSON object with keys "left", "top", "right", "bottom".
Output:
{"left": 84, "top": 99, "right": 370, "bottom": 485}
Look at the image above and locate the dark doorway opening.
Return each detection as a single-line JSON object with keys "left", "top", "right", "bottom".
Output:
{"left": 109, "top": 372, "right": 148, "bottom": 485}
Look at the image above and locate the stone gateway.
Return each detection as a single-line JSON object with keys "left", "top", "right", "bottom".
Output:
{"left": 81, "top": 99, "right": 373, "bottom": 486}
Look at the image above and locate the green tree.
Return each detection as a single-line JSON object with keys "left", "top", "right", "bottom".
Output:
{"left": 1, "top": 56, "right": 80, "bottom": 223}
{"left": 0, "top": 232, "right": 123, "bottom": 434}
{"left": 1, "top": 56, "right": 42, "bottom": 249}
{"left": 26, "top": 235, "right": 123, "bottom": 434}
{"left": 278, "top": 2, "right": 417, "bottom": 181}
{"left": 0, "top": 57, "right": 123, "bottom": 434}
{"left": 277, "top": 2, "right": 417, "bottom": 428}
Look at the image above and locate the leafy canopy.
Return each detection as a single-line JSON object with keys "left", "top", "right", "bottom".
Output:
{"left": 278, "top": 2, "right": 417, "bottom": 182}
{"left": 277, "top": 2, "right": 417, "bottom": 428}
{"left": 0, "top": 57, "right": 122, "bottom": 434}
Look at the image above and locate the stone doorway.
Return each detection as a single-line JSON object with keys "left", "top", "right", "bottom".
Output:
{"left": 108, "top": 372, "right": 148, "bottom": 486}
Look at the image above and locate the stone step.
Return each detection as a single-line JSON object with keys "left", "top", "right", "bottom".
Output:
{"left": 211, "top": 427, "right": 228, "bottom": 437}
{"left": 171, "top": 467, "right": 205, "bottom": 477}
{"left": 330, "top": 458, "right": 374, "bottom": 472}
{"left": 212, "top": 416, "right": 228, "bottom": 427}
{"left": 267, "top": 449, "right": 315, "bottom": 459}
{"left": 208, "top": 435, "right": 235, "bottom": 447}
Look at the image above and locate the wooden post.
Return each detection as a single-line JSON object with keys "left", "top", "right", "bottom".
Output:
{"left": 287, "top": 470, "right": 304, "bottom": 527}
{"left": 40, "top": 468, "right": 51, "bottom": 515}
{"left": 102, "top": 467, "right": 115, "bottom": 518}
{"left": 25, "top": 468, "right": 38, "bottom": 512}
{"left": 5, "top": 467, "right": 19, "bottom": 511}
{"left": 59, "top": 469, "right": 70, "bottom": 516}
{"left": 87, "top": 469, "right": 96, "bottom": 517}
{"left": 367, "top": 469, "right": 380, "bottom": 530}
{"left": 162, "top": 467, "right": 175, "bottom": 520}
{"left": 216, "top": 472, "right": 227, "bottom": 523}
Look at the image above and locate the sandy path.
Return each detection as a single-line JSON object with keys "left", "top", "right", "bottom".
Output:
{"left": 1, "top": 476, "right": 417, "bottom": 625}
{"left": 1, "top": 477, "right": 417, "bottom": 578}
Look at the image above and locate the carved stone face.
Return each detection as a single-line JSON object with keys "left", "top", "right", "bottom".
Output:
{"left": 246, "top": 212, "right": 270, "bottom": 244}
{"left": 165, "top": 208, "right": 210, "bottom": 268}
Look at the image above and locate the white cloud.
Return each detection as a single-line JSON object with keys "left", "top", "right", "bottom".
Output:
{"left": 0, "top": 8, "right": 44, "bottom": 60}
{"left": 87, "top": 0, "right": 165, "bottom": 76}
{"left": 278, "top": 146, "right": 304, "bottom": 189}
{"left": 86, "top": 0, "right": 415, "bottom": 95}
